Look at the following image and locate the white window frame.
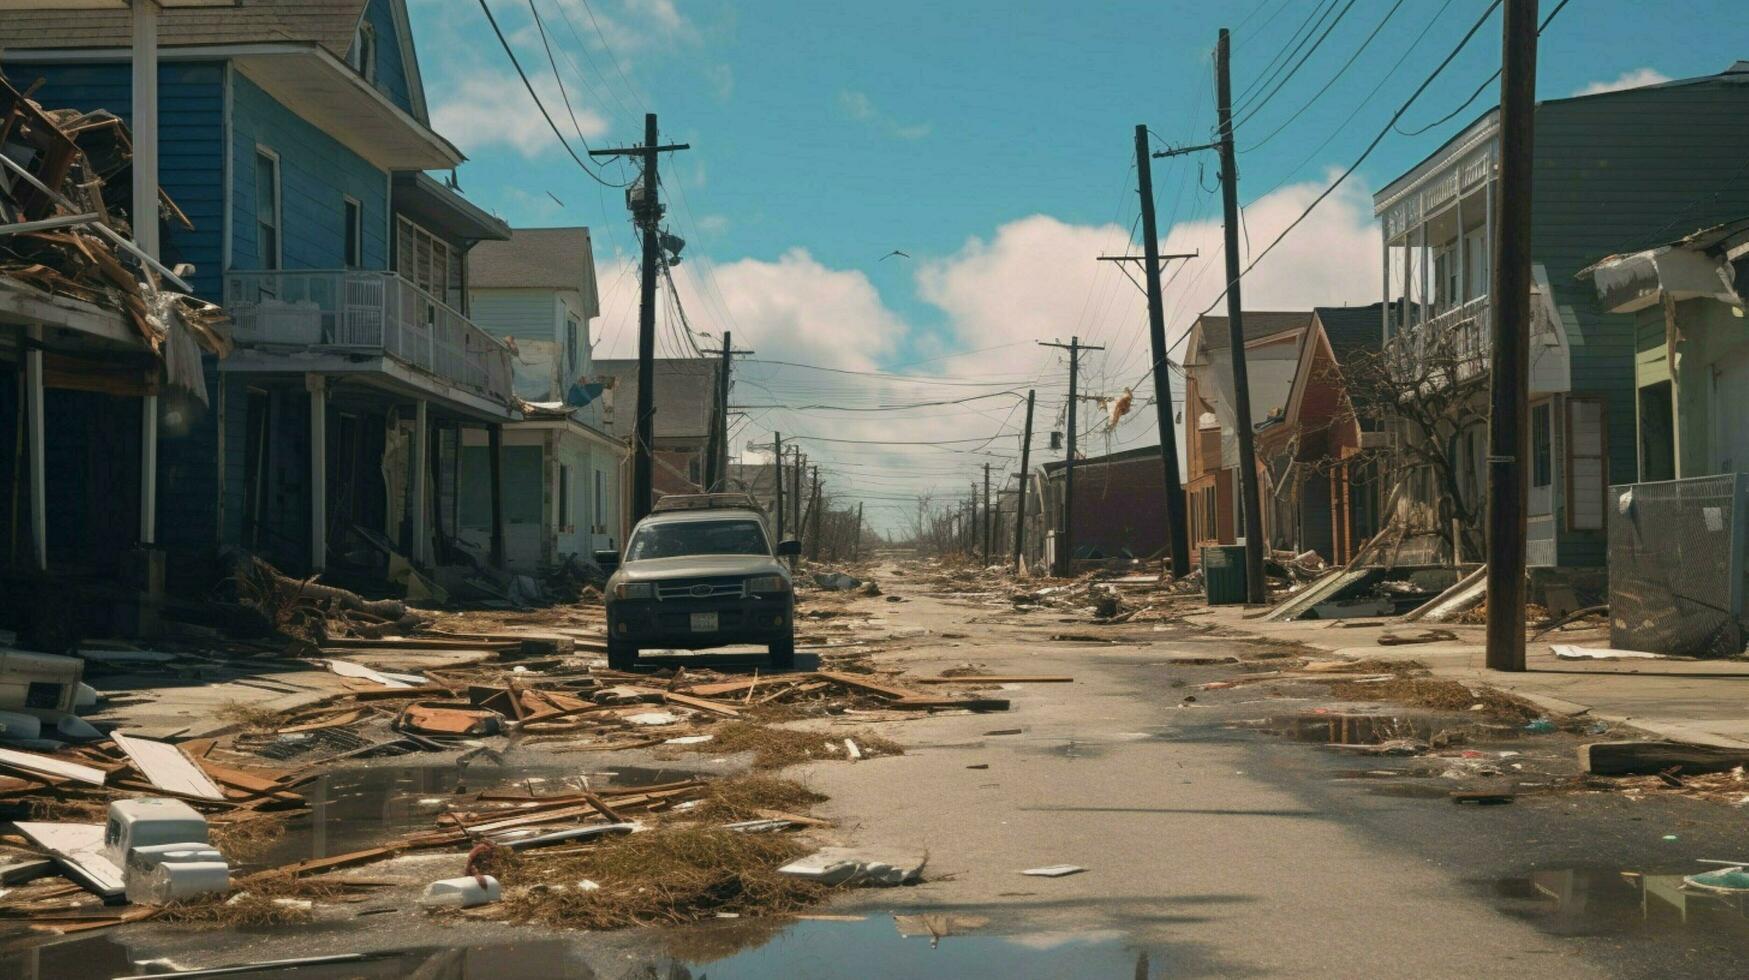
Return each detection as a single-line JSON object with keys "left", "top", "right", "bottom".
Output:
{"left": 254, "top": 146, "right": 281, "bottom": 271}
{"left": 395, "top": 216, "right": 454, "bottom": 305}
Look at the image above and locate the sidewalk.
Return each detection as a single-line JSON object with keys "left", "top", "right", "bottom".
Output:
{"left": 1191, "top": 606, "right": 1749, "bottom": 749}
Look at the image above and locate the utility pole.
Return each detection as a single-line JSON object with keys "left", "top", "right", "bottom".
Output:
{"left": 701, "top": 332, "right": 751, "bottom": 492}
{"left": 1012, "top": 389, "right": 1035, "bottom": 570}
{"left": 590, "top": 114, "right": 690, "bottom": 523}
{"left": 1215, "top": 29, "right": 1266, "bottom": 603}
{"left": 773, "top": 431, "right": 785, "bottom": 543}
{"left": 807, "top": 467, "right": 822, "bottom": 561}
{"left": 792, "top": 452, "right": 805, "bottom": 540}
{"left": 853, "top": 502, "right": 863, "bottom": 561}
{"left": 1487, "top": 0, "right": 1539, "bottom": 672}
{"left": 982, "top": 463, "right": 993, "bottom": 564}
{"left": 1039, "top": 337, "right": 1104, "bottom": 576}
{"left": 1093, "top": 123, "right": 1195, "bottom": 578}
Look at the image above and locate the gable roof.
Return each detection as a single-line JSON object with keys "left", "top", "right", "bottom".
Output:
{"left": 593, "top": 358, "right": 720, "bottom": 441}
{"left": 0, "top": 1, "right": 370, "bottom": 58}
{"left": 470, "top": 227, "right": 597, "bottom": 293}
{"left": 1194, "top": 311, "right": 1312, "bottom": 350}
{"left": 1310, "top": 304, "right": 1383, "bottom": 364}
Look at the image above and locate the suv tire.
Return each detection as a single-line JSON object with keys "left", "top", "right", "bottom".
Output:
{"left": 768, "top": 633, "right": 796, "bottom": 671}
{"left": 607, "top": 640, "right": 638, "bottom": 671}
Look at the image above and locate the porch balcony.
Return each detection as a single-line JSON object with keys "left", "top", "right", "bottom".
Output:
{"left": 1384, "top": 296, "right": 1492, "bottom": 385}
{"left": 222, "top": 269, "right": 514, "bottom": 407}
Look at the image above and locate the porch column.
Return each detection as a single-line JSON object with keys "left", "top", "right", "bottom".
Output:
{"left": 24, "top": 324, "right": 46, "bottom": 571}
{"left": 410, "top": 399, "right": 428, "bottom": 566}
{"left": 140, "top": 396, "right": 158, "bottom": 545}
{"left": 308, "top": 375, "right": 326, "bottom": 571}
{"left": 488, "top": 423, "right": 505, "bottom": 569}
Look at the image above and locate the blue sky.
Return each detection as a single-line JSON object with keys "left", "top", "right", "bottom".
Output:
{"left": 408, "top": 0, "right": 1749, "bottom": 530}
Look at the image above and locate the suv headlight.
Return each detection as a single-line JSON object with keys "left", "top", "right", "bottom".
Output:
{"left": 614, "top": 582, "right": 654, "bottom": 600}
{"left": 745, "top": 575, "right": 789, "bottom": 595}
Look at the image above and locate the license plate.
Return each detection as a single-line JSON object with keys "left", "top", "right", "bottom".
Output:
{"left": 690, "top": 611, "right": 719, "bottom": 633}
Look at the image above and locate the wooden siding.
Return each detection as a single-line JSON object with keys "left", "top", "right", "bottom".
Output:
{"left": 11, "top": 62, "right": 226, "bottom": 301}
{"left": 1533, "top": 78, "right": 1749, "bottom": 563}
{"left": 231, "top": 71, "right": 389, "bottom": 272}
{"left": 361, "top": 0, "right": 414, "bottom": 116}
{"left": 470, "top": 289, "right": 559, "bottom": 344}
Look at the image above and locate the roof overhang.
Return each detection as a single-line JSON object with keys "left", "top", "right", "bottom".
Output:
{"left": 4, "top": 43, "right": 462, "bottom": 171}
{"left": 0, "top": 277, "right": 141, "bottom": 348}
{"left": 1579, "top": 246, "right": 1744, "bottom": 314}
{"left": 393, "top": 172, "right": 509, "bottom": 242}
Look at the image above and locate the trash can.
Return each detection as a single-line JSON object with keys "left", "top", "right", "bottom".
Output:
{"left": 1201, "top": 545, "right": 1248, "bottom": 605}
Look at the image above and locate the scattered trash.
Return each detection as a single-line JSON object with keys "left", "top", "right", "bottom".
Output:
{"left": 1021, "top": 865, "right": 1086, "bottom": 878}
{"left": 420, "top": 875, "right": 502, "bottom": 908}
{"left": 1524, "top": 718, "right": 1557, "bottom": 734}
{"left": 778, "top": 847, "right": 926, "bottom": 886}
{"left": 1552, "top": 645, "right": 1666, "bottom": 661}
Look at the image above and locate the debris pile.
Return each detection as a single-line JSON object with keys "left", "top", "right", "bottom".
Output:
{"left": 0, "top": 73, "right": 230, "bottom": 389}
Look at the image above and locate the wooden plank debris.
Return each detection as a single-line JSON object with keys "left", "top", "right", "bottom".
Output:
{"left": 13, "top": 823, "right": 125, "bottom": 897}
{"left": 912, "top": 675, "right": 1073, "bottom": 685}
{"left": 111, "top": 732, "right": 224, "bottom": 801}
{"left": 0, "top": 747, "right": 106, "bottom": 787}
{"left": 1580, "top": 741, "right": 1749, "bottom": 777}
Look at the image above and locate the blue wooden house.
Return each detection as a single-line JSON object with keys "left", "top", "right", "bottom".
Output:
{"left": 0, "top": 0, "right": 524, "bottom": 584}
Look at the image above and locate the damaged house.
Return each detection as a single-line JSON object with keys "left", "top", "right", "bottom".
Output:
{"left": 1369, "top": 58, "right": 1749, "bottom": 578}
{"left": 0, "top": 0, "right": 527, "bottom": 588}
{"left": 461, "top": 227, "right": 626, "bottom": 571}
{"left": 0, "top": 75, "right": 230, "bottom": 638}
{"left": 1181, "top": 310, "right": 1311, "bottom": 556}
{"left": 593, "top": 357, "right": 723, "bottom": 513}
{"left": 1578, "top": 216, "right": 1749, "bottom": 655}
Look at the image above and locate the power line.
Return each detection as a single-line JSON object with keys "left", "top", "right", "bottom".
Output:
{"left": 476, "top": 0, "right": 630, "bottom": 189}
{"left": 1164, "top": 0, "right": 1509, "bottom": 368}
{"left": 1232, "top": 0, "right": 1359, "bottom": 127}
{"left": 1240, "top": 0, "right": 1408, "bottom": 153}
{"left": 1392, "top": 0, "right": 1572, "bottom": 138}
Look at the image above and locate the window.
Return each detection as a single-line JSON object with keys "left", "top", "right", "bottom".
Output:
{"left": 594, "top": 469, "right": 604, "bottom": 530}
{"left": 395, "top": 217, "right": 458, "bottom": 308}
{"left": 1532, "top": 402, "right": 1552, "bottom": 488}
{"left": 1567, "top": 398, "right": 1607, "bottom": 531}
{"left": 626, "top": 519, "right": 769, "bottom": 560}
{"left": 254, "top": 150, "right": 279, "bottom": 270}
{"left": 343, "top": 197, "right": 362, "bottom": 269}
{"left": 558, "top": 465, "right": 571, "bottom": 528}
{"left": 350, "top": 22, "right": 376, "bottom": 84}
{"left": 565, "top": 316, "right": 581, "bottom": 374}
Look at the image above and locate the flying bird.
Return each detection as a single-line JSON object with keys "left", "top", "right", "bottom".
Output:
{"left": 879, "top": 249, "right": 911, "bottom": 261}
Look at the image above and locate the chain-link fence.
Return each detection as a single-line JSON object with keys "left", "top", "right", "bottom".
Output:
{"left": 1608, "top": 473, "right": 1749, "bottom": 656}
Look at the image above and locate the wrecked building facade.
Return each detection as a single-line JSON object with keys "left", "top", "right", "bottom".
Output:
{"left": 1, "top": 0, "right": 529, "bottom": 586}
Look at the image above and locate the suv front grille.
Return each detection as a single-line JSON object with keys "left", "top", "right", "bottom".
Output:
{"left": 655, "top": 577, "right": 747, "bottom": 601}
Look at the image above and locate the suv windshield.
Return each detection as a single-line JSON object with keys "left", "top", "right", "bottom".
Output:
{"left": 625, "top": 519, "right": 770, "bottom": 561}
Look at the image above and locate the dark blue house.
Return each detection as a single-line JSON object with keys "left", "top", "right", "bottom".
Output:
{"left": 1, "top": 0, "right": 520, "bottom": 584}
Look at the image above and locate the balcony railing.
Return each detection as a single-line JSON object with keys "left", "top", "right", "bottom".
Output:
{"left": 1385, "top": 296, "right": 1492, "bottom": 386}
{"left": 223, "top": 270, "right": 514, "bottom": 406}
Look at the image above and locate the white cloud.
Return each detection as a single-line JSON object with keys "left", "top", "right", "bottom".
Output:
{"left": 580, "top": 172, "right": 1382, "bottom": 532}
{"left": 1574, "top": 67, "right": 1671, "bottom": 96}
{"left": 837, "top": 89, "right": 932, "bottom": 141}
{"left": 430, "top": 70, "right": 610, "bottom": 158}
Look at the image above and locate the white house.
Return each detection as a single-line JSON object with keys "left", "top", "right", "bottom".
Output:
{"left": 462, "top": 227, "right": 624, "bottom": 570}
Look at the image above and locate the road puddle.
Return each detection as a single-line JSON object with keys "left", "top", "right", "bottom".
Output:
{"left": 2, "top": 916, "right": 1166, "bottom": 979}
{"left": 259, "top": 762, "right": 702, "bottom": 866}
{"left": 1490, "top": 868, "right": 1749, "bottom": 937}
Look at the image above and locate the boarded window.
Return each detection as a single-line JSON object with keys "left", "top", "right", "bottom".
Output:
{"left": 1532, "top": 402, "right": 1552, "bottom": 489}
{"left": 1567, "top": 398, "right": 1607, "bottom": 531}
{"left": 395, "top": 217, "right": 454, "bottom": 306}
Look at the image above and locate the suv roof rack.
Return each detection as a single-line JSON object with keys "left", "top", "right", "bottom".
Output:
{"left": 650, "top": 492, "right": 762, "bottom": 514}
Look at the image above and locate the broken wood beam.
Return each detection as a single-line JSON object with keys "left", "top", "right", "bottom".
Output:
{"left": 911, "top": 675, "right": 1073, "bottom": 685}
{"left": 1580, "top": 740, "right": 1749, "bottom": 777}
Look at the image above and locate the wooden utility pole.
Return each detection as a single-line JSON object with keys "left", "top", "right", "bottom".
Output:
{"left": 773, "top": 431, "right": 785, "bottom": 543}
{"left": 1487, "top": 0, "right": 1539, "bottom": 672}
{"left": 1215, "top": 29, "right": 1267, "bottom": 603}
{"left": 792, "top": 452, "right": 805, "bottom": 539}
{"left": 806, "top": 467, "right": 822, "bottom": 560}
{"left": 590, "top": 114, "right": 689, "bottom": 523}
{"left": 1013, "top": 388, "right": 1036, "bottom": 570}
{"left": 701, "top": 332, "right": 751, "bottom": 492}
{"left": 1134, "top": 123, "right": 1192, "bottom": 577}
{"left": 982, "top": 463, "right": 993, "bottom": 564}
{"left": 853, "top": 501, "right": 864, "bottom": 560}
{"left": 1039, "top": 337, "right": 1104, "bottom": 576}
